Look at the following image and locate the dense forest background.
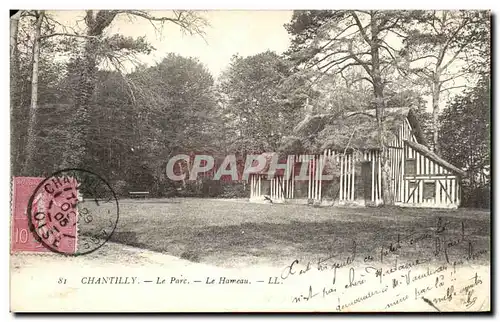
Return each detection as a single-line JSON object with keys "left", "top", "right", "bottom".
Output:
{"left": 10, "top": 10, "right": 491, "bottom": 207}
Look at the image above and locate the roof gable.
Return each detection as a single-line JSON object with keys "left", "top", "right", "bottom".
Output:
{"left": 405, "top": 140, "right": 466, "bottom": 176}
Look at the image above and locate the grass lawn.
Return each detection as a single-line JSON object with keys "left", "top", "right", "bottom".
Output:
{"left": 86, "top": 198, "right": 490, "bottom": 268}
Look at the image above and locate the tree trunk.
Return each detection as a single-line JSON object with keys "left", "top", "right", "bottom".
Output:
{"left": 61, "top": 38, "right": 98, "bottom": 168}
{"left": 371, "top": 14, "right": 394, "bottom": 206}
{"left": 23, "top": 11, "right": 44, "bottom": 175}
{"left": 61, "top": 10, "right": 117, "bottom": 169}
{"left": 431, "top": 78, "right": 441, "bottom": 155}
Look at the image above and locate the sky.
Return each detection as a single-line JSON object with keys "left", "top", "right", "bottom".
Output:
{"left": 51, "top": 10, "right": 294, "bottom": 78}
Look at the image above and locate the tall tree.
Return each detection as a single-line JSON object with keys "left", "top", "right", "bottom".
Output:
{"left": 23, "top": 10, "right": 44, "bottom": 174}
{"left": 12, "top": 10, "right": 61, "bottom": 174}
{"left": 439, "top": 75, "right": 490, "bottom": 205}
{"left": 401, "top": 10, "right": 490, "bottom": 154}
{"left": 126, "top": 54, "right": 219, "bottom": 193}
{"left": 218, "top": 51, "right": 304, "bottom": 154}
{"left": 14, "top": 10, "right": 206, "bottom": 172}
{"left": 285, "top": 10, "right": 414, "bottom": 204}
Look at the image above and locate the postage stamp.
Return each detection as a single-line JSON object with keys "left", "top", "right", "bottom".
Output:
{"left": 11, "top": 177, "right": 49, "bottom": 253}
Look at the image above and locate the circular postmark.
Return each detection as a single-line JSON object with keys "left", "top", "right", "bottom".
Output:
{"left": 27, "top": 168, "right": 119, "bottom": 255}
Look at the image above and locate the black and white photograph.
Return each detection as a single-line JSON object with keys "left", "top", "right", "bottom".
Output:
{"left": 8, "top": 8, "right": 491, "bottom": 312}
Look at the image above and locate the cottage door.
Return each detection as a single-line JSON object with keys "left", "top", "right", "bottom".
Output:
{"left": 361, "top": 161, "right": 372, "bottom": 203}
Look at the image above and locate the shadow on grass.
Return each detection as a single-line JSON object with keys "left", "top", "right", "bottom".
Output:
{"left": 103, "top": 214, "right": 490, "bottom": 268}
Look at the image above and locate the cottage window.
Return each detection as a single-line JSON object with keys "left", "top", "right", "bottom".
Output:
{"left": 408, "top": 181, "right": 417, "bottom": 191}
{"left": 405, "top": 159, "right": 416, "bottom": 175}
{"left": 423, "top": 182, "right": 436, "bottom": 201}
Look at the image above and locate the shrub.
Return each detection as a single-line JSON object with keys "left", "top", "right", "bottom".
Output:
{"left": 463, "top": 185, "right": 490, "bottom": 209}
{"left": 112, "top": 180, "right": 129, "bottom": 197}
{"left": 220, "top": 182, "right": 248, "bottom": 198}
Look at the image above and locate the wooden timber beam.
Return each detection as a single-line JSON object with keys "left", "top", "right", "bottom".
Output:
{"left": 438, "top": 180, "right": 453, "bottom": 203}
{"left": 406, "top": 179, "right": 422, "bottom": 203}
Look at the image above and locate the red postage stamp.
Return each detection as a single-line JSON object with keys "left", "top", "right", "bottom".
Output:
{"left": 11, "top": 177, "right": 48, "bottom": 253}
{"left": 11, "top": 176, "right": 77, "bottom": 254}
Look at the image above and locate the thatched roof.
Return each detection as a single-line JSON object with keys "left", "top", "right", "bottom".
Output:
{"left": 279, "top": 107, "right": 426, "bottom": 154}
{"left": 405, "top": 140, "right": 466, "bottom": 177}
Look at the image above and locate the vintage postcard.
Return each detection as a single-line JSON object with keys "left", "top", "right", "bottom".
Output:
{"left": 9, "top": 9, "right": 491, "bottom": 312}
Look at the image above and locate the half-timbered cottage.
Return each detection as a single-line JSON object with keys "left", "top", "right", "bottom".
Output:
{"left": 249, "top": 107, "right": 466, "bottom": 208}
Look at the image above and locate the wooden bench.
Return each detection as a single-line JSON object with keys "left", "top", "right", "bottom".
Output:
{"left": 129, "top": 191, "right": 150, "bottom": 199}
